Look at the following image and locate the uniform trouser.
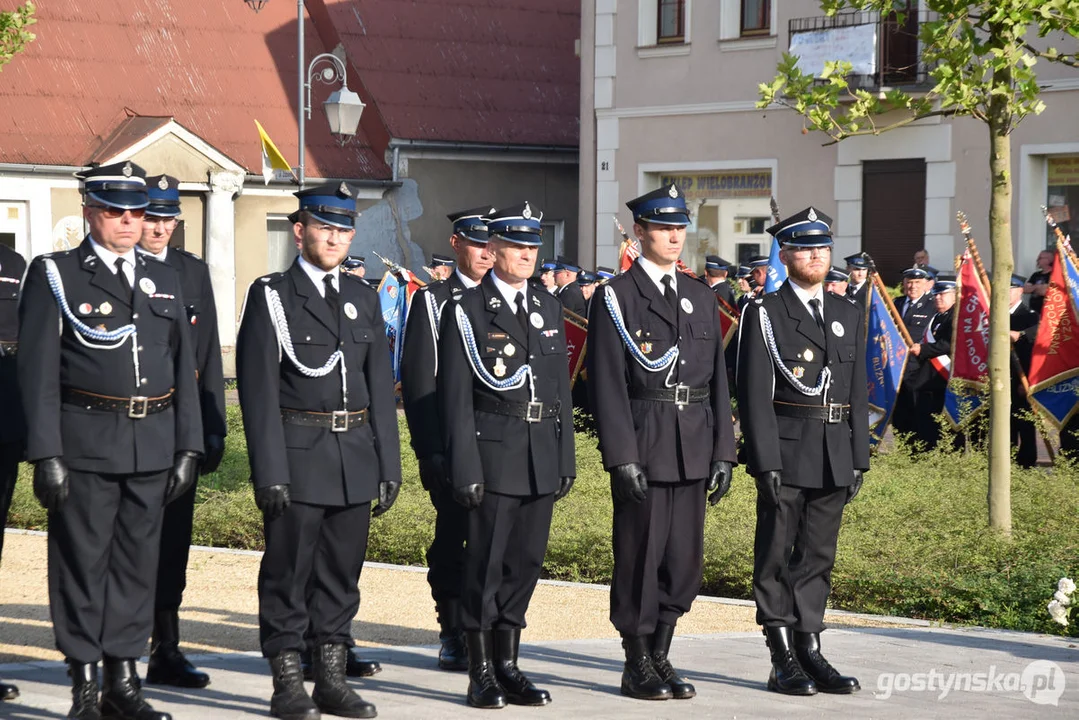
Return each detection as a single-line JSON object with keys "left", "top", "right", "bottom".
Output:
{"left": 891, "top": 385, "right": 918, "bottom": 435}
{"left": 610, "top": 481, "right": 706, "bottom": 636}
{"left": 913, "top": 389, "right": 945, "bottom": 450}
{"left": 261, "top": 501, "right": 371, "bottom": 658}
{"left": 1011, "top": 396, "right": 1038, "bottom": 468}
{"left": 0, "top": 442, "right": 21, "bottom": 562}
{"left": 460, "top": 491, "right": 555, "bottom": 632}
{"left": 424, "top": 470, "right": 469, "bottom": 605}
{"left": 48, "top": 469, "right": 169, "bottom": 663}
{"left": 154, "top": 480, "right": 197, "bottom": 611}
{"left": 753, "top": 484, "right": 846, "bottom": 632}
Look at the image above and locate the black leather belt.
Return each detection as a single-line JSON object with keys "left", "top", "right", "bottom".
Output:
{"left": 630, "top": 384, "right": 709, "bottom": 406}
{"left": 281, "top": 407, "right": 369, "bottom": 433}
{"left": 0, "top": 341, "right": 16, "bottom": 358}
{"left": 62, "top": 388, "right": 174, "bottom": 419}
{"left": 774, "top": 401, "right": 850, "bottom": 423}
{"left": 473, "top": 395, "right": 560, "bottom": 423}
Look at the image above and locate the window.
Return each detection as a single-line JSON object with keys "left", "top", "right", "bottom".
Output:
{"left": 740, "top": 0, "right": 770, "bottom": 36}
{"left": 267, "top": 216, "right": 298, "bottom": 273}
{"left": 540, "top": 220, "right": 564, "bottom": 264}
{"left": 657, "top": 0, "right": 685, "bottom": 43}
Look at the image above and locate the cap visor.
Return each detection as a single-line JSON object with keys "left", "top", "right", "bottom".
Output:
{"left": 308, "top": 210, "right": 355, "bottom": 229}
{"left": 146, "top": 204, "right": 181, "bottom": 218}
{"left": 459, "top": 230, "right": 490, "bottom": 244}
{"left": 641, "top": 213, "right": 689, "bottom": 226}
{"left": 494, "top": 231, "right": 543, "bottom": 246}
{"left": 86, "top": 190, "right": 149, "bottom": 210}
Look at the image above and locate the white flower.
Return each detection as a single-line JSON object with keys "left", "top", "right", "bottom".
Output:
{"left": 1048, "top": 600, "right": 1069, "bottom": 626}
{"left": 1059, "top": 578, "right": 1077, "bottom": 596}
{"left": 1054, "top": 591, "right": 1072, "bottom": 606}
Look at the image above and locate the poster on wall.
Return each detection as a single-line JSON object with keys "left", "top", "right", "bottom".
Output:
{"left": 790, "top": 23, "right": 878, "bottom": 78}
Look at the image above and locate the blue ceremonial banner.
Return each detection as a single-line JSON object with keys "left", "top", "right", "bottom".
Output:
{"left": 377, "top": 271, "right": 407, "bottom": 381}
{"left": 764, "top": 237, "right": 787, "bottom": 293}
{"left": 865, "top": 276, "right": 910, "bottom": 447}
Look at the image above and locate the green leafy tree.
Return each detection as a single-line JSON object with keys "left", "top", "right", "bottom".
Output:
{"left": 758, "top": 1, "right": 1079, "bottom": 534}
{"left": 0, "top": 1, "right": 35, "bottom": 72}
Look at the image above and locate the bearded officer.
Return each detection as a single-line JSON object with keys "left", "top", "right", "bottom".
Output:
{"left": 588, "top": 184, "right": 736, "bottom": 702}
{"left": 401, "top": 205, "right": 495, "bottom": 671}
{"left": 18, "top": 161, "right": 202, "bottom": 720}
{"left": 237, "top": 182, "right": 401, "bottom": 720}
{"left": 737, "top": 207, "right": 868, "bottom": 697}
{"left": 438, "top": 202, "right": 574, "bottom": 709}
{"left": 0, "top": 242, "right": 26, "bottom": 704}
{"left": 134, "top": 174, "right": 227, "bottom": 690}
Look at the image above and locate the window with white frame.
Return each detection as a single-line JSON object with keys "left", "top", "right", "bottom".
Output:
{"left": 639, "top": 0, "right": 692, "bottom": 47}
{"left": 740, "top": 0, "right": 770, "bottom": 36}
{"left": 267, "top": 215, "right": 298, "bottom": 273}
{"left": 719, "top": 0, "right": 775, "bottom": 41}
{"left": 540, "top": 220, "right": 564, "bottom": 264}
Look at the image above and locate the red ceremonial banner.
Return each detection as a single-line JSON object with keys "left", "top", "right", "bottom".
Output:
{"left": 950, "top": 252, "right": 991, "bottom": 388}
{"left": 564, "top": 309, "right": 588, "bottom": 389}
{"left": 1027, "top": 241, "right": 1079, "bottom": 429}
{"left": 618, "top": 239, "right": 640, "bottom": 273}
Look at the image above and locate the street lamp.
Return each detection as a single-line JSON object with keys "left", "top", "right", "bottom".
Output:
{"left": 244, "top": 0, "right": 366, "bottom": 187}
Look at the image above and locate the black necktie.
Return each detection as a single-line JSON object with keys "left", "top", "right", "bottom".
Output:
{"left": 810, "top": 298, "right": 825, "bottom": 335}
{"left": 115, "top": 258, "right": 132, "bottom": 299}
{"left": 662, "top": 275, "right": 677, "bottom": 312}
{"left": 323, "top": 274, "right": 340, "bottom": 316}
{"left": 515, "top": 292, "right": 529, "bottom": 333}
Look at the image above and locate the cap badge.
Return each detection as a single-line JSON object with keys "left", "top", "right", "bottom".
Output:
{"left": 668, "top": 184, "right": 678, "bottom": 198}
{"left": 158, "top": 176, "right": 169, "bottom": 191}
{"left": 122, "top": 162, "right": 133, "bottom": 177}
{"left": 808, "top": 208, "right": 818, "bottom": 222}
{"left": 522, "top": 202, "right": 532, "bottom": 220}
{"left": 339, "top": 182, "right": 352, "bottom": 197}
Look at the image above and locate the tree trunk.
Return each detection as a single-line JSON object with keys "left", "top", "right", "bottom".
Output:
{"left": 986, "top": 90, "right": 1013, "bottom": 536}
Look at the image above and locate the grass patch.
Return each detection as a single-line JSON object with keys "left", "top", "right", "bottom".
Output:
{"left": 8, "top": 405, "right": 1078, "bottom": 637}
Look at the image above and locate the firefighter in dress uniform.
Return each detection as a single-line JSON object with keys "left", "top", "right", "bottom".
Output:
{"left": 844, "top": 253, "right": 872, "bottom": 307}
{"left": 553, "top": 257, "right": 588, "bottom": 317}
{"left": 702, "top": 254, "right": 736, "bottom": 307}
{"left": 18, "top": 161, "right": 203, "bottom": 720}
{"left": 737, "top": 207, "right": 869, "bottom": 697}
{"left": 237, "top": 183, "right": 401, "bottom": 720}
{"left": 908, "top": 274, "right": 957, "bottom": 450}
{"left": 891, "top": 266, "right": 934, "bottom": 436}
{"left": 438, "top": 202, "right": 575, "bottom": 709}
{"left": 401, "top": 205, "right": 495, "bottom": 671}
{"left": 588, "top": 184, "right": 736, "bottom": 701}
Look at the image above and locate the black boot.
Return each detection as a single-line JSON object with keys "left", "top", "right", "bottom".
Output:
{"left": 100, "top": 658, "right": 171, "bottom": 720}
{"left": 345, "top": 647, "right": 382, "bottom": 678}
{"left": 793, "top": 631, "right": 860, "bottom": 694}
{"left": 493, "top": 628, "right": 550, "bottom": 706}
{"left": 464, "top": 630, "right": 506, "bottom": 709}
{"left": 146, "top": 609, "right": 210, "bottom": 688}
{"left": 763, "top": 627, "right": 817, "bottom": 696}
{"left": 268, "top": 651, "right": 320, "bottom": 720}
{"left": 0, "top": 678, "right": 18, "bottom": 701}
{"left": 620, "top": 635, "right": 672, "bottom": 700}
{"left": 651, "top": 623, "right": 695, "bottom": 699}
{"left": 67, "top": 662, "right": 101, "bottom": 720}
{"left": 437, "top": 600, "right": 468, "bottom": 671}
{"left": 311, "top": 644, "right": 377, "bottom": 719}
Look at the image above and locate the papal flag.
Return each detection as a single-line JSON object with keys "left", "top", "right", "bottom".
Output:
{"left": 1028, "top": 240, "right": 1079, "bottom": 429}
{"left": 255, "top": 120, "right": 294, "bottom": 185}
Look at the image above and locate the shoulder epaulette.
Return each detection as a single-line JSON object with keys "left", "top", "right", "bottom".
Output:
{"left": 258, "top": 272, "right": 286, "bottom": 285}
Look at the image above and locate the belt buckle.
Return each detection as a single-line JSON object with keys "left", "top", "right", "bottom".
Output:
{"left": 331, "top": 410, "right": 350, "bottom": 432}
{"left": 128, "top": 396, "right": 149, "bottom": 419}
{"left": 826, "top": 403, "right": 844, "bottom": 424}
{"left": 525, "top": 401, "right": 544, "bottom": 423}
{"left": 674, "top": 384, "right": 691, "bottom": 408}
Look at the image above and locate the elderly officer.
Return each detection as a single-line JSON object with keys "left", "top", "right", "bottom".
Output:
{"left": 737, "top": 207, "right": 868, "bottom": 697}
{"left": 892, "top": 265, "right": 934, "bottom": 436}
{"left": 135, "top": 174, "right": 227, "bottom": 690}
{"left": 843, "top": 253, "right": 872, "bottom": 306}
{"left": 18, "top": 161, "right": 202, "bottom": 720}
{"left": 430, "top": 253, "right": 456, "bottom": 281}
{"left": 0, "top": 242, "right": 26, "bottom": 704}
{"left": 823, "top": 267, "right": 850, "bottom": 297}
{"left": 588, "top": 184, "right": 736, "bottom": 702}
{"left": 402, "top": 205, "right": 495, "bottom": 671}
{"left": 237, "top": 182, "right": 401, "bottom": 720}
{"left": 438, "top": 202, "right": 574, "bottom": 709}
{"left": 908, "top": 274, "right": 957, "bottom": 450}
{"left": 553, "top": 257, "right": 588, "bottom": 317}
{"left": 702, "top": 255, "right": 735, "bottom": 306}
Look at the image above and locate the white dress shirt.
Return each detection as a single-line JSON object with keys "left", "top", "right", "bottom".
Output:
{"left": 455, "top": 268, "right": 479, "bottom": 289}
{"left": 490, "top": 271, "right": 528, "bottom": 314}
{"left": 788, "top": 277, "right": 825, "bottom": 324}
{"left": 636, "top": 255, "right": 678, "bottom": 295}
{"left": 89, "top": 236, "right": 137, "bottom": 288}
{"left": 297, "top": 255, "right": 340, "bottom": 298}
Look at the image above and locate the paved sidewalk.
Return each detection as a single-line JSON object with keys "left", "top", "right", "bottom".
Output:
{"left": 1, "top": 626, "right": 1076, "bottom": 719}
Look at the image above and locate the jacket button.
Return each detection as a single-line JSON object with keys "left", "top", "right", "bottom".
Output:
{"left": 132, "top": 313, "right": 139, "bottom": 319}
{"left": 141, "top": 378, "right": 147, "bottom": 385}
{"left": 305, "top": 336, "right": 311, "bottom": 341}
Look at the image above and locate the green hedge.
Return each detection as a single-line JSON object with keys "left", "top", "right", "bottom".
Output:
{"left": 8, "top": 405, "right": 1078, "bottom": 637}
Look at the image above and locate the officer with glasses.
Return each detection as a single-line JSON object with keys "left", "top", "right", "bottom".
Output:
{"left": 18, "top": 160, "right": 203, "bottom": 720}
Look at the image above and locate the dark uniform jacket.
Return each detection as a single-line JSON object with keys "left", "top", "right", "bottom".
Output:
{"left": 895, "top": 292, "right": 933, "bottom": 379}
{"left": 148, "top": 248, "right": 227, "bottom": 439}
{"left": 18, "top": 237, "right": 203, "bottom": 472}
{"left": 847, "top": 281, "right": 869, "bottom": 308}
{"left": 705, "top": 278, "right": 736, "bottom": 308}
{"left": 737, "top": 282, "right": 870, "bottom": 488}
{"left": 909, "top": 307, "right": 953, "bottom": 392}
{"left": 587, "top": 261, "right": 736, "bottom": 483}
{"left": 0, "top": 245, "right": 27, "bottom": 446}
{"left": 401, "top": 271, "right": 468, "bottom": 462}
{"left": 1010, "top": 303, "right": 1039, "bottom": 396}
{"left": 236, "top": 260, "right": 401, "bottom": 506}
{"left": 438, "top": 273, "right": 575, "bottom": 497}
{"left": 557, "top": 281, "right": 588, "bottom": 318}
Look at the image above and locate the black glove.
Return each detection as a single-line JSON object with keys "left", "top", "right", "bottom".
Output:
{"left": 610, "top": 462, "right": 648, "bottom": 504}
{"left": 846, "top": 470, "right": 864, "bottom": 505}
{"left": 418, "top": 454, "right": 449, "bottom": 489}
{"left": 554, "top": 476, "right": 575, "bottom": 501}
{"left": 165, "top": 451, "right": 201, "bottom": 505}
{"left": 200, "top": 434, "right": 225, "bottom": 475}
{"left": 33, "top": 457, "right": 69, "bottom": 512}
{"left": 373, "top": 479, "right": 401, "bottom": 517}
{"left": 255, "top": 484, "right": 291, "bottom": 520}
{"left": 453, "top": 483, "right": 484, "bottom": 509}
{"left": 706, "top": 460, "right": 733, "bottom": 506}
{"left": 755, "top": 470, "right": 782, "bottom": 507}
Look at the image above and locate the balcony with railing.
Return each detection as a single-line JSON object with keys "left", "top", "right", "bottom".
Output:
{"left": 788, "top": 6, "right": 935, "bottom": 91}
